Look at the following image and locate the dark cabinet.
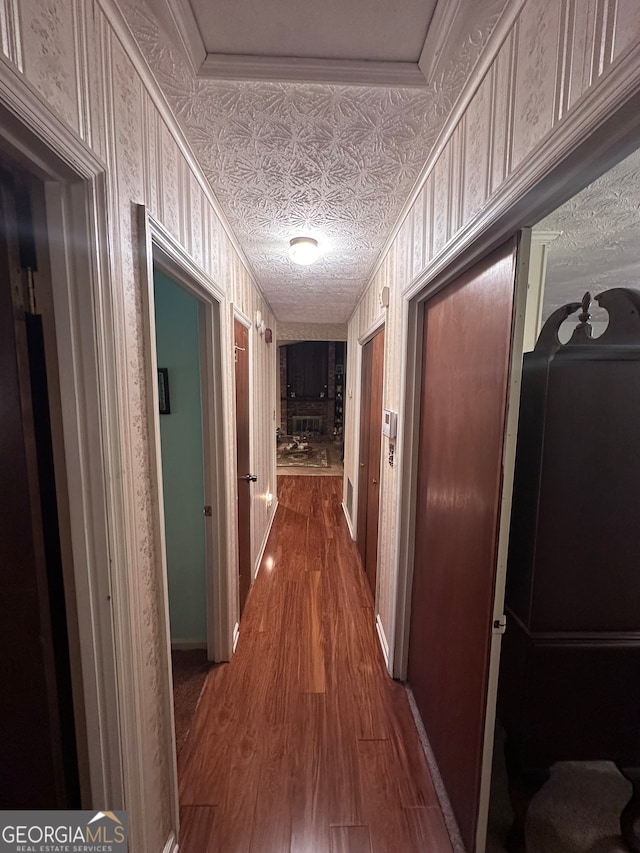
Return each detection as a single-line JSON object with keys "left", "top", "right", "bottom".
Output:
{"left": 498, "top": 289, "right": 640, "bottom": 852}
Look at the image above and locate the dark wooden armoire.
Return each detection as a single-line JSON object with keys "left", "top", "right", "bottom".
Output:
{"left": 497, "top": 288, "right": 640, "bottom": 853}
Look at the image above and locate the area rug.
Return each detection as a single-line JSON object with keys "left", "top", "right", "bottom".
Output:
{"left": 171, "top": 649, "right": 210, "bottom": 755}
{"left": 487, "top": 725, "right": 631, "bottom": 853}
{"left": 277, "top": 445, "right": 328, "bottom": 468}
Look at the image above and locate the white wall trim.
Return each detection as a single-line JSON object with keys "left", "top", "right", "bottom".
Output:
{"left": 232, "top": 621, "right": 240, "bottom": 652}
{"left": 233, "top": 306, "right": 251, "bottom": 328}
{"left": 358, "top": 314, "right": 386, "bottom": 347}
{"left": 342, "top": 501, "right": 355, "bottom": 539}
{"left": 254, "top": 497, "right": 279, "bottom": 579}
{"left": 0, "top": 0, "right": 23, "bottom": 72}
{"left": 0, "top": 54, "right": 104, "bottom": 177}
{"left": 418, "top": 0, "right": 463, "bottom": 85}
{"left": 154, "top": 0, "right": 205, "bottom": 76}
{"left": 199, "top": 53, "right": 426, "bottom": 87}
{"left": 375, "top": 615, "right": 390, "bottom": 670}
{"left": 161, "top": 831, "right": 179, "bottom": 853}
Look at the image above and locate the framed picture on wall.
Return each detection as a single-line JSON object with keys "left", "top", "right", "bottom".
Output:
{"left": 158, "top": 367, "right": 171, "bottom": 414}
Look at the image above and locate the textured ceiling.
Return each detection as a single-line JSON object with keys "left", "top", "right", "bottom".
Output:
{"left": 538, "top": 146, "right": 640, "bottom": 321}
{"left": 125, "top": 0, "right": 508, "bottom": 323}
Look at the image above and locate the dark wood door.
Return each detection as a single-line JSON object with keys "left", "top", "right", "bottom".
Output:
{"left": 407, "top": 238, "right": 518, "bottom": 851}
{"left": 0, "top": 169, "right": 78, "bottom": 807}
{"left": 234, "top": 319, "right": 251, "bottom": 615}
{"left": 357, "top": 328, "right": 384, "bottom": 598}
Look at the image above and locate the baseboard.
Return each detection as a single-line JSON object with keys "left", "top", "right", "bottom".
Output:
{"left": 375, "top": 614, "right": 390, "bottom": 669}
{"left": 342, "top": 501, "right": 355, "bottom": 539}
{"left": 232, "top": 621, "right": 240, "bottom": 653}
{"left": 405, "top": 685, "right": 466, "bottom": 853}
{"left": 162, "top": 830, "right": 178, "bottom": 853}
{"left": 170, "top": 639, "right": 207, "bottom": 651}
{"left": 254, "top": 499, "right": 279, "bottom": 579}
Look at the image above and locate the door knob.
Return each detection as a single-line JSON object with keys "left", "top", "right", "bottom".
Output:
{"left": 244, "top": 473, "right": 257, "bottom": 482}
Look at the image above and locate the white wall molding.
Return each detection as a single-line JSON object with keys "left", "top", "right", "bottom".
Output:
{"left": 0, "top": 54, "right": 104, "bottom": 177}
{"left": 0, "top": 0, "right": 22, "bottom": 71}
{"left": 358, "top": 315, "right": 385, "bottom": 346}
{"left": 232, "top": 621, "right": 240, "bottom": 653}
{"left": 375, "top": 615, "right": 390, "bottom": 670}
{"left": 161, "top": 831, "right": 178, "bottom": 853}
{"left": 254, "top": 498, "right": 279, "bottom": 579}
{"left": 342, "top": 502, "right": 355, "bottom": 539}
{"left": 199, "top": 53, "right": 426, "bottom": 87}
{"left": 418, "top": 0, "right": 464, "bottom": 85}
{"left": 153, "top": 0, "right": 205, "bottom": 76}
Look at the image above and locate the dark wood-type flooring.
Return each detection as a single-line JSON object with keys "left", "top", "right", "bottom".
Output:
{"left": 178, "top": 476, "right": 451, "bottom": 852}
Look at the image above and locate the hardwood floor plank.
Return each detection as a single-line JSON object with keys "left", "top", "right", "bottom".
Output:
{"left": 249, "top": 725, "right": 293, "bottom": 853}
{"left": 301, "top": 570, "right": 326, "bottom": 693}
{"left": 178, "top": 475, "right": 451, "bottom": 853}
{"left": 358, "top": 738, "right": 453, "bottom": 852}
{"left": 178, "top": 806, "right": 216, "bottom": 852}
{"left": 330, "top": 825, "right": 372, "bottom": 853}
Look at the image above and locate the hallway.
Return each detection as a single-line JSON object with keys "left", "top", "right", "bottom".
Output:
{"left": 177, "top": 476, "right": 452, "bottom": 852}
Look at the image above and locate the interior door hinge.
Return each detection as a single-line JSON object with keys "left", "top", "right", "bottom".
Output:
{"left": 492, "top": 614, "right": 507, "bottom": 634}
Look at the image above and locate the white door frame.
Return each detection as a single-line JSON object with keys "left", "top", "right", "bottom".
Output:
{"left": 138, "top": 206, "right": 234, "bottom": 843}
{"left": 393, "top": 54, "right": 640, "bottom": 853}
{"left": 232, "top": 306, "right": 254, "bottom": 632}
{"left": 0, "top": 63, "right": 124, "bottom": 809}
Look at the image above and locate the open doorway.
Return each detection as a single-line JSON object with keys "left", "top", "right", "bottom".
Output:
{"left": 0, "top": 154, "right": 83, "bottom": 808}
{"left": 153, "top": 269, "right": 212, "bottom": 757}
{"left": 138, "top": 208, "right": 233, "bottom": 842}
{"left": 277, "top": 340, "right": 346, "bottom": 476}
{"left": 488, "top": 145, "right": 640, "bottom": 853}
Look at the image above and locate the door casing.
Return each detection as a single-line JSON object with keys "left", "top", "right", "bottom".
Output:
{"left": 138, "top": 207, "right": 233, "bottom": 846}
{"left": 233, "top": 312, "right": 253, "bottom": 617}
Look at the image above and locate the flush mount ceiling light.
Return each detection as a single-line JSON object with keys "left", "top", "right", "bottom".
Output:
{"left": 289, "top": 236, "right": 319, "bottom": 266}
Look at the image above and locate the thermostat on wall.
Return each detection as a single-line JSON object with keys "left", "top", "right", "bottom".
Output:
{"left": 382, "top": 408, "right": 397, "bottom": 439}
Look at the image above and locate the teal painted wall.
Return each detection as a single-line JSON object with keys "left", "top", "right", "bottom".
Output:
{"left": 154, "top": 271, "right": 207, "bottom": 645}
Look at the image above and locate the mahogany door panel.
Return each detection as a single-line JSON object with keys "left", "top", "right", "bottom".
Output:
{"left": 364, "top": 329, "right": 384, "bottom": 597}
{"left": 234, "top": 319, "right": 251, "bottom": 615}
{"left": 407, "top": 239, "right": 518, "bottom": 851}
{"left": 356, "top": 338, "right": 372, "bottom": 567}
{"left": 357, "top": 328, "right": 384, "bottom": 599}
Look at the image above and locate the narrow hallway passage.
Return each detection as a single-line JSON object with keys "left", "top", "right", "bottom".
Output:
{"left": 178, "top": 476, "right": 452, "bottom": 852}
